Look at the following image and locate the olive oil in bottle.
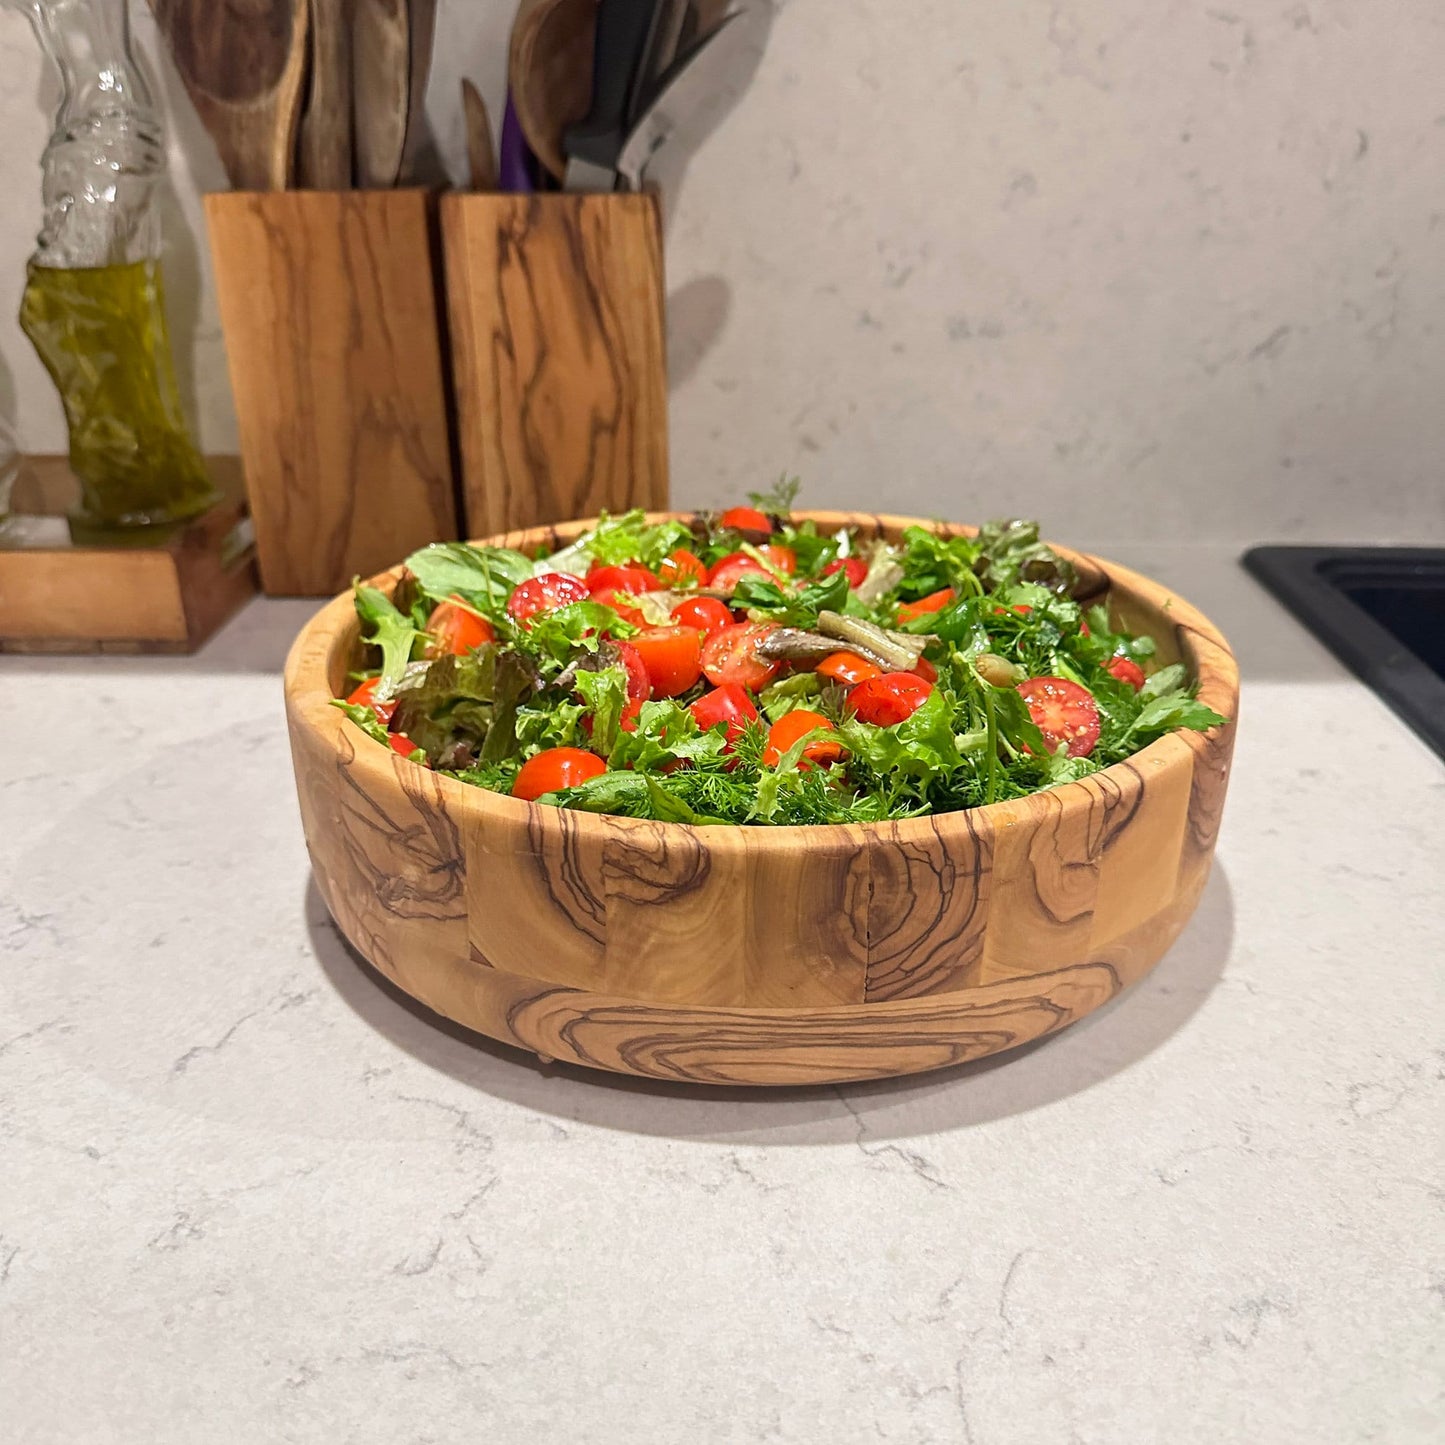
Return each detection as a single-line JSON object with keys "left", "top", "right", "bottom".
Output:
{"left": 11, "top": 0, "right": 218, "bottom": 546}
{"left": 20, "top": 258, "right": 218, "bottom": 544}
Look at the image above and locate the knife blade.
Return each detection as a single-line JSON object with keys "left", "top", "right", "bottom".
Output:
{"left": 614, "top": 8, "right": 746, "bottom": 191}
{"left": 628, "top": 0, "right": 688, "bottom": 126}
{"left": 563, "top": 0, "right": 663, "bottom": 191}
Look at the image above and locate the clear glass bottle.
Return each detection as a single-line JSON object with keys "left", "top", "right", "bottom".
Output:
{"left": 10, "top": 0, "right": 219, "bottom": 546}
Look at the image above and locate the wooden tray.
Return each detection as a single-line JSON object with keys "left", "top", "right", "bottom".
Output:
{"left": 0, "top": 456, "right": 257, "bottom": 655}
{"left": 284, "top": 511, "right": 1238, "bottom": 1086}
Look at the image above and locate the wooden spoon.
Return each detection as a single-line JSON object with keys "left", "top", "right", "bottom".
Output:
{"left": 353, "top": 0, "right": 410, "bottom": 187}
{"left": 508, "top": 0, "right": 595, "bottom": 183}
{"left": 151, "top": 0, "right": 309, "bottom": 190}
{"left": 297, "top": 0, "right": 353, "bottom": 188}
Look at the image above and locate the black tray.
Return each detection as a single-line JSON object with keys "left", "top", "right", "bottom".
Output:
{"left": 1242, "top": 546, "right": 1445, "bottom": 760}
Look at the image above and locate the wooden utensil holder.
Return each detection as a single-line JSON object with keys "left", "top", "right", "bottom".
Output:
{"left": 0, "top": 456, "right": 256, "bottom": 654}
{"left": 440, "top": 191, "right": 669, "bottom": 537}
{"left": 205, "top": 189, "right": 459, "bottom": 597}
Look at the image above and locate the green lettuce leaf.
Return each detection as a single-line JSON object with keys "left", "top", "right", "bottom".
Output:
{"left": 354, "top": 583, "right": 420, "bottom": 698}
{"left": 403, "top": 542, "right": 533, "bottom": 614}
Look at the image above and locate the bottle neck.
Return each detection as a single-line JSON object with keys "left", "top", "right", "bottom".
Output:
{"left": 25, "top": 0, "right": 160, "bottom": 137}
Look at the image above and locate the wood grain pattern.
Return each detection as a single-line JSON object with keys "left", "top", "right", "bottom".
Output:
{"left": 508, "top": 0, "right": 596, "bottom": 183}
{"left": 206, "top": 190, "right": 458, "bottom": 597}
{"left": 297, "top": 0, "right": 353, "bottom": 189}
{"left": 352, "top": 0, "right": 410, "bottom": 188}
{"left": 284, "top": 511, "right": 1239, "bottom": 1085}
{"left": 440, "top": 192, "right": 668, "bottom": 537}
{"left": 0, "top": 458, "right": 255, "bottom": 654}
{"left": 152, "top": 0, "right": 308, "bottom": 190}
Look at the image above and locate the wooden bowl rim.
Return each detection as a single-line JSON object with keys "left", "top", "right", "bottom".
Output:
{"left": 284, "top": 510, "right": 1239, "bottom": 848}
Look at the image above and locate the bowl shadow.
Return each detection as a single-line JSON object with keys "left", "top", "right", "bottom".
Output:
{"left": 306, "top": 863, "right": 1235, "bottom": 1146}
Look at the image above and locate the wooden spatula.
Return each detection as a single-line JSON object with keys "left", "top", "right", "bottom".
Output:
{"left": 353, "top": 0, "right": 410, "bottom": 188}
{"left": 298, "top": 0, "right": 353, "bottom": 188}
{"left": 151, "top": 0, "right": 309, "bottom": 191}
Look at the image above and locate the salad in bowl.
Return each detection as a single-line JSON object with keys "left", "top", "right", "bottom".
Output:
{"left": 334, "top": 483, "right": 1226, "bottom": 827}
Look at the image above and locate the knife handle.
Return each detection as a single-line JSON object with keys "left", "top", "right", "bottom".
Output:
{"left": 565, "top": 0, "right": 658, "bottom": 168}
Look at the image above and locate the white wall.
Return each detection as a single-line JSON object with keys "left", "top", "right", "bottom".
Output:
{"left": 1, "top": 0, "right": 1441, "bottom": 544}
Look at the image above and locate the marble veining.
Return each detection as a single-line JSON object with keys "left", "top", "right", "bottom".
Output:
{"left": 1, "top": 545, "right": 1442, "bottom": 1441}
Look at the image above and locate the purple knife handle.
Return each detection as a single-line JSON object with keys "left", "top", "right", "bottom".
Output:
{"left": 499, "top": 94, "right": 534, "bottom": 193}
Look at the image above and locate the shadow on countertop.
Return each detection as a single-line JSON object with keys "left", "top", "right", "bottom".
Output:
{"left": 307, "top": 865, "right": 1235, "bottom": 1147}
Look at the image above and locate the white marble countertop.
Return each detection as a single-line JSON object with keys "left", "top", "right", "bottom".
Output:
{"left": 2, "top": 543, "right": 1441, "bottom": 1444}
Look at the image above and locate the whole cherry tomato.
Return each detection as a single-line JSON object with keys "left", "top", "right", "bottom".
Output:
{"left": 815, "top": 650, "right": 881, "bottom": 686}
{"left": 670, "top": 595, "right": 735, "bottom": 639}
{"left": 688, "top": 683, "right": 760, "bottom": 749}
{"left": 586, "top": 563, "right": 658, "bottom": 595}
{"left": 507, "top": 572, "right": 590, "bottom": 624}
{"left": 763, "top": 708, "right": 844, "bottom": 768}
{"left": 629, "top": 626, "right": 703, "bottom": 698}
{"left": 1018, "top": 676, "right": 1101, "bottom": 757}
{"left": 898, "top": 588, "right": 956, "bottom": 624}
{"left": 347, "top": 676, "right": 397, "bottom": 725}
{"left": 657, "top": 548, "right": 708, "bottom": 587}
{"left": 700, "top": 622, "right": 781, "bottom": 691}
{"left": 850, "top": 672, "right": 933, "bottom": 727}
{"left": 718, "top": 505, "right": 772, "bottom": 535}
{"left": 1107, "top": 655, "right": 1146, "bottom": 692}
{"left": 425, "top": 595, "right": 495, "bottom": 656}
{"left": 756, "top": 543, "right": 797, "bottom": 576}
{"left": 823, "top": 557, "right": 869, "bottom": 589}
{"left": 512, "top": 747, "right": 607, "bottom": 801}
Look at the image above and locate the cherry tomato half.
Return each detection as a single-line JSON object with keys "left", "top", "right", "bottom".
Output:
{"left": 1018, "top": 676, "right": 1101, "bottom": 758}
{"left": 816, "top": 650, "right": 881, "bottom": 686}
{"left": 507, "top": 572, "right": 590, "bottom": 624}
{"left": 425, "top": 595, "right": 496, "bottom": 657}
{"left": 670, "top": 595, "right": 735, "bottom": 639}
{"left": 898, "top": 588, "right": 956, "bottom": 624}
{"left": 589, "top": 587, "right": 648, "bottom": 631}
{"left": 912, "top": 655, "right": 938, "bottom": 684}
{"left": 700, "top": 622, "right": 781, "bottom": 692}
{"left": 657, "top": 548, "right": 708, "bottom": 587}
{"left": 763, "top": 708, "right": 844, "bottom": 768}
{"left": 688, "top": 683, "right": 759, "bottom": 749}
{"left": 347, "top": 675, "right": 397, "bottom": 725}
{"left": 1106, "top": 655, "right": 1146, "bottom": 692}
{"left": 512, "top": 747, "right": 607, "bottom": 801}
{"left": 629, "top": 625, "right": 703, "bottom": 698}
{"left": 616, "top": 640, "right": 652, "bottom": 727}
{"left": 850, "top": 672, "right": 933, "bottom": 727}
{"left": 823, "top": 557, "right": 868, "bottom": 589}
{"left": 707, "top": 551, "right": 772, "bottom": 592}
{"left": 389, "top": 732, "right": 423, "bottom": 762}
{"left": 719, "top": 505, "right": 772, "bottom": 535}
{"left": 586, "top": 563, "right": 658, "bottom": 595}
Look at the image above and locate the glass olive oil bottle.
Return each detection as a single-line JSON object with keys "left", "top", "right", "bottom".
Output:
{"left": 12, "top": 0, "right": 218, "bottom": 545}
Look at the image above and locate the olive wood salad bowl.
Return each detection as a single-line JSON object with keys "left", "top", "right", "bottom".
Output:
{"left": 284, "top": 511, "right": 1237, "bottom": 1087}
